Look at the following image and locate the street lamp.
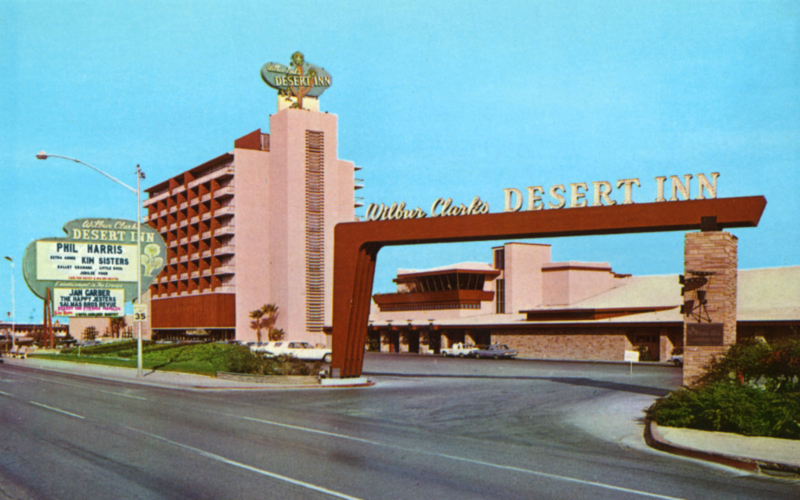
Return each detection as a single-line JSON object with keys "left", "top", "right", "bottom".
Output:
{"left": 4, "top": 257, "right": 14, "bottom": 351}
{"left": 36, "top": 152, "right": 146, "bottom": 377}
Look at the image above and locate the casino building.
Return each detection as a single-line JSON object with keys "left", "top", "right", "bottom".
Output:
{"left": 142, "top": 107, "right": 359, "bottom": 345}
{"left": 367, "top": 242, "right": 800, "bottom": 362}
{"left": 132, "top": 55, "right": 797, "bottom": 361}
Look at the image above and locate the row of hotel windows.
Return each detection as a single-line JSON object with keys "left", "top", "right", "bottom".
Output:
{"left": 398, "top": 273, "right": 490, "bottom": 293}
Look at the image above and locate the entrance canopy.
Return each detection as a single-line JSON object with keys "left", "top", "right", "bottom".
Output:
{"left": 331, "top": 196, "right": 767, "bottom": 377}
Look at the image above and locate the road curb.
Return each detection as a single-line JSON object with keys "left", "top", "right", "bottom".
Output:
{"left": 644, "top": 419, "right": 800, "bottom": 476}
{"left": 3, "top": 358, "right": 374, "bottom": 391}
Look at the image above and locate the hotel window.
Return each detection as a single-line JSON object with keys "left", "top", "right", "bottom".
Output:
{"left": 494, "top": 248, "right": 505, "bottom": 270}
{"left": 495, "top": 278, "right": 505, "bottom": 314}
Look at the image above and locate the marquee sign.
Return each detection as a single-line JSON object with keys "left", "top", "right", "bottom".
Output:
{"left": 261, "top": 51, "right": 332, "bottom": 109}
{"left": 22, "top": 219, "right": 167, "bottom": 317}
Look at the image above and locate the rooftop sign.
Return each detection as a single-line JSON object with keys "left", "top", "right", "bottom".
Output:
{"left": 261, "top": 51, "right": 332, "bottom": 109}
{"left": 22, "top": 219, "right": 167, "bottom": 317}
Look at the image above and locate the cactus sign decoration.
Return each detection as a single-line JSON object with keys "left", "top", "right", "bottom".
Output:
{"left": 261, "top": 51, "right": 332, "bottom": 109}
{"left": 22, "top": 219, "right": 167, "bottom": 317}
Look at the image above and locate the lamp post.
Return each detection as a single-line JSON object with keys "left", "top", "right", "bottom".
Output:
{"left": 4, "top": 257, "right": 14, "bottom": 351}
{"left": 36, "top": 152, "right": 146, "bottom": 377}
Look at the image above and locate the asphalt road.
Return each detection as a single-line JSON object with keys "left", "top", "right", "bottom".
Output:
{"left": 0, "top": 354, "right": 797, "bottom": 499}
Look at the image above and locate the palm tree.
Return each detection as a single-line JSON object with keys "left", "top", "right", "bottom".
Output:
{"left": 261, "top": 304, "right": 279, "bottom": 339}
{"left": 249, "top": 308, "right": 266, "bottom": 342}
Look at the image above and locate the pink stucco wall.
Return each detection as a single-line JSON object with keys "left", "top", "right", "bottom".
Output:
{"left": 231, "top": 147, "right": 272, "bottom": 342}
{"left": 504, "top": 243, "right": 551, "bottom": 313}
{"left": 261, "top": 109, "right": 354, "bottom": 346}
{"left": 541, "top": 262, "right": 619, "bottom": 306}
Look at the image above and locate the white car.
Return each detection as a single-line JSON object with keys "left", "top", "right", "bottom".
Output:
{"left": 246, "top": 341, "right": 269, "bottom": 353}
{"left": 263, "top": 341, "right": 333, "bottom": 363}
{"left": 441, "top": 342, "right": 479, "bottom": 358}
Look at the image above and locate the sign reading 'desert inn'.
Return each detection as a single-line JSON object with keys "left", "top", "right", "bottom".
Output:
{"left": 366, "top": 173, "right": 720, "bottom": 221}
{"left": 261, "top": 51, "right": 332, "bottom": 109}
{"left": 23, "top": 219, "right": 167, "bottom": 317}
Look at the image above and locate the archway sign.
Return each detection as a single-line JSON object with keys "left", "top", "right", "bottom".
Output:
{"left": 330, "top": 196, "right": 767, "bottom": 378}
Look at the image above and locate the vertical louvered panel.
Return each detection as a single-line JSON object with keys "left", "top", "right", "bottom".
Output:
{"left": 305, "top": 131, "right": 325, "bottom": 333}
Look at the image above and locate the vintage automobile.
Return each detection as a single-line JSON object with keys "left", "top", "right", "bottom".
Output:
{"left": 668, "top": 348, "right": 684, "bottom": 367}
{"left": 440, "top": 342, "right": 479, "bottom": 358}
{"left": 668, "top": 354, "right": 684, "bottom": 367}
{"left": 474, "top": 343, "right": 517, "bottom": 359}
{"left": 246, "top": 341, "right": 269, "bottom": 353}
{"left": 262, "top": 341, "right": 333, "bottom": 363}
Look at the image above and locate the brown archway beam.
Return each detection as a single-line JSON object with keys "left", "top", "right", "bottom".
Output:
{"left": 331, "top": 196, "right": 766, "bottom": 377}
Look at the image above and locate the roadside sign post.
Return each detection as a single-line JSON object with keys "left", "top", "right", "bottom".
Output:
{"left": 624, "top": 350, "right": 640, "bottom": 376}
{"left": 22, "top": 218, "right": 166, "bottom": 376}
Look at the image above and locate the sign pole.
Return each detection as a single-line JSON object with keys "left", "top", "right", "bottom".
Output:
{"left": 4, "top": 257, "right": 14, "bottom": 352}
{"left": 136, "top": 165, "right": 143, "bottom": 378}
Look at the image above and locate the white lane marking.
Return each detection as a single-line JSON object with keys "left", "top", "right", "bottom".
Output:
{"left": 124, "top": 426, "right": 364, "bottom": 500}
{"left": 29, "top": 401, "right": 85, "bottom": 419}
{"left": 214, "top": 412, "right": 685, "bottom": 500}
{"left": 0, "top": 390, "right": 13, "bottom": 397}
{"left": 8, "top": 371, "right": 147, "bottom": 400}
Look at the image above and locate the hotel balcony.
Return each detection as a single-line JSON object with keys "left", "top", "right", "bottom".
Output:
{"left": 214, "top": 226, "right": 235, "bottom": 237}
{"left": 354, "top": 178, "right": 364, "bottom": 190}
{"left": 214, "top": 265, "right": 235, "bottom": 275}
{"left": 214, "top": 206, "right": 235, "bottom": 216}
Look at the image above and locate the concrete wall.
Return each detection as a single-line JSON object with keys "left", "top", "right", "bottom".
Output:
{"left": 542, "top": 262, "right": 619, "bottom": 306}
{"left": 266, "top": 109, "right": 354, "bottom": 346}
{"left": 504, "top": 243, "right": 551, "bottom": 313}
{"left": 232, "top": 147, "right": 272, "bottom": 342}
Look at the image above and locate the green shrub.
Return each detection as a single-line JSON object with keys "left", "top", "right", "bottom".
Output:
{"left": 647, "top": 383, "right": 800, "bottom": 439}
{"left": 61, "top": 340, "right": 144, "bottom": 356}
{"left": 55, "top": 341, "right": 324, "bottom": 377}
{"left": 649, "top": 336, "right": 800, "bottom": 439}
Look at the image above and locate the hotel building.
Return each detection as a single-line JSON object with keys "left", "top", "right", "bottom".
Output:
{"left": 142, "top": 108, "right": 359, "bottom": 345}
{"left": 368, "top": 242, "right": 800, "bottom": 362}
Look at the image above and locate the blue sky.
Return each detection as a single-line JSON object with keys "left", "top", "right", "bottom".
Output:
{"left": 1, "top": 0, "right": 798, "bottom": 322}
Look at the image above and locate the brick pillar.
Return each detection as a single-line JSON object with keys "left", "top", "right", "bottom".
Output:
{"left": 659, "top": 327, "right": 675, "bottom": 363}
{"left": 683, "top": 231, "right": 738, "bottom": 385}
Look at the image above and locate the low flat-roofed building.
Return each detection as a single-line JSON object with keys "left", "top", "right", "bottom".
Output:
{"left": 368, "top": 242, "right": 800, "bottom": 361}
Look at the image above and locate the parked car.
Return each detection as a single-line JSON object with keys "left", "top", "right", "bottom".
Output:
{"left": 668, "top": 354, "right": 684, "bottom": 367}
{"left": 263, "top": 341, "right": 333, "bottom": 363}
{"left": 668, "top": 348, "right": 684, "bottom": 367}
{"left": 246, "top": 341, "right": 269, "bottom": 353}
{"left": 474, "top": 344, "right": 517, "bottom": 359}
{"left": 441, "top": 342, "right": 479, "bottom": 358}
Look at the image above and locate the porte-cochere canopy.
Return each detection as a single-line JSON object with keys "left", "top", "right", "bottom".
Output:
{"left": 331, "top": 196, "right": 767, "bottom": 378}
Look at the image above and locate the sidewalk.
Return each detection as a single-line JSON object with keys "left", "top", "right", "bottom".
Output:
{"left": 645, "top": 419, "right": 800, "bottom": 476}
{"left": 1, "top": 356, "right": 371, "bottom": 390}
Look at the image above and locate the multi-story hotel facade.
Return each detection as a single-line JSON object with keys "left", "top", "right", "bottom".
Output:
{"left": 143, "top": 108, "right": 358, "bottom": 345}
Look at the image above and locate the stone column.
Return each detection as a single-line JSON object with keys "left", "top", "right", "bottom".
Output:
{"left": 683, "top": 231, "right": 738, "bottom": 385}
